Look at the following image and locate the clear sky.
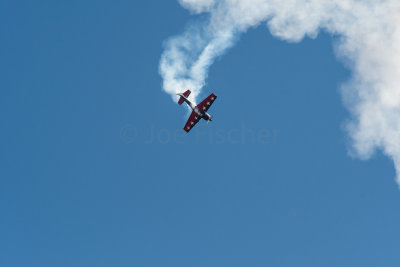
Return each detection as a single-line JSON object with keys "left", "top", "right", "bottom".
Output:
{"left": 1, "top": 1, "right": 400, "bottom": 266}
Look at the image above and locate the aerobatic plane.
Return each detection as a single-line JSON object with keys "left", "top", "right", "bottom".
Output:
{"left": 176, "top": 90, "right": 217, "bottom": 132}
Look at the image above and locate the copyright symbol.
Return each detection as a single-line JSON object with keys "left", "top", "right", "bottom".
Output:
{"left": 120, "top": 124, "right": 138, "bottom": 143}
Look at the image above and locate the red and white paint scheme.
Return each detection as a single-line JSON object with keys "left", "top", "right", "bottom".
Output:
{"left": 177, "top": 90, "right": 217, "bottom": 132}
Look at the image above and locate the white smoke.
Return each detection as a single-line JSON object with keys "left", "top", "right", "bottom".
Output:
{"left": 159, "top": 0, "right": 400, "bottom": 185}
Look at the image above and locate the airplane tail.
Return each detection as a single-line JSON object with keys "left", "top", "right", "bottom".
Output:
{"left": 178, "top": 90, "right": 191, "bottom": 105}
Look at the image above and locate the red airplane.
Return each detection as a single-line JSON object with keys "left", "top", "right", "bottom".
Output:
{"left": 177, "top": 90, "right": 217, "bottom": 132}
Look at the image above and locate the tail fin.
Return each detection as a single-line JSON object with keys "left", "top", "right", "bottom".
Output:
{"left": 178, "top": 90, "right": 191, "bottom": 105}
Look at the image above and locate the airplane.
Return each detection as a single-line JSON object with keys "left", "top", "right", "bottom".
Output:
{"left": 176, "top": 90, "right": 217, "bottom": 132}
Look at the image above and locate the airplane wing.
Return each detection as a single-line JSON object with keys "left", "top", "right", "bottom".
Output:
{"left": 196, "top": 93, "right": 217, "bottom": 113}
{"left": 183, "top": 110, "right": 201, "bottom": 132}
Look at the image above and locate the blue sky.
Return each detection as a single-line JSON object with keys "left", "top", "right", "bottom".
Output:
{"left": 1, "top": 1, "right": 400, "bottom": 266}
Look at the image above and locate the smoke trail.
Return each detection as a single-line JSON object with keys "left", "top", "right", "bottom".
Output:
{"left": 159, "top": 0, "right": 400, "bottom": 185}
{"left": 159, "top": 18, "right": 237, "bottom": 103}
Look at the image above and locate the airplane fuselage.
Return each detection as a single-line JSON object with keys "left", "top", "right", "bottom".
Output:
{"left": 177, "top": 94, "right": 212, "bottom": 121}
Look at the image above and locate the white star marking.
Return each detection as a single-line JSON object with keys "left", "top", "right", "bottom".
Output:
{"left": 207, "top": 102, "right": 210, "bottom": 105}
{"left": 211, "top": 97, "right": 214, "bottom": 100}
{"left": 191, "top": 122, "right": 194, "bottom": 125}
{"left": 203, "top": 107, "right": 206, "bottom": 110}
